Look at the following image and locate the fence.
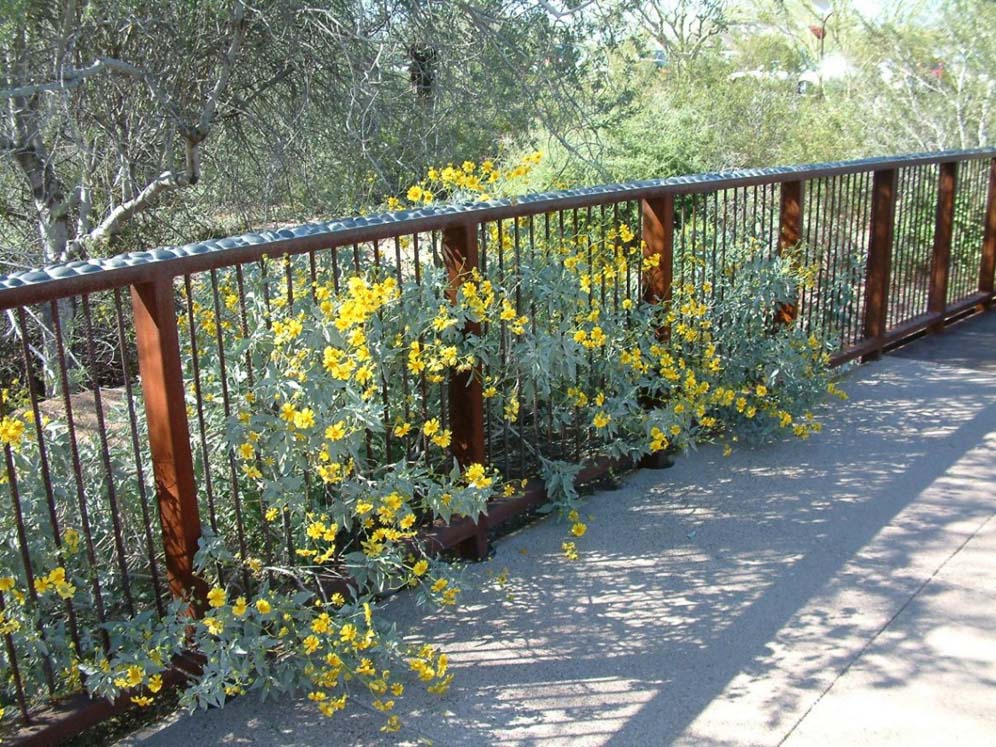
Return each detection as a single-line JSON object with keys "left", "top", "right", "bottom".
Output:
{"left": 0, "top": 148, "right": 994, "bottom": 743}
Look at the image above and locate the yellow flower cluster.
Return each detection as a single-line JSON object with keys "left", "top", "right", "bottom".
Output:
{"left": 464, "top": 463, "right": 494, "bottom": 490}
{"left": 0, "top": 416, "right": 25, "bottom": 448}
{"left": 458, "top": 275, "right": 496, "bottom": 320}
{"left": 398, "top": 152, "right": 543, "bottom": 209}
{"left": 33, "top": 566, "right": 76, "bottom": 600}
{"left": 407, "top": 644, "right": 453, "bottom": 695}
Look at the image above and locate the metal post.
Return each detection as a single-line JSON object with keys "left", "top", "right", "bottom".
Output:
{"left": 862, "top": 169, "right": 897, "bottom": 360}
{"left": 131, "top": 277, "right": 207, "bottom": 608}
{"left": 928, "top": 162, "right": 957, "bottom": 331}
{"left": 442, "top": 223, "right": 489, "bottom": 560}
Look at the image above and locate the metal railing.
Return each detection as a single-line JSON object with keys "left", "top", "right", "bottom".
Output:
{"left": 0, "top": 148, "right": 994, "bottom": 742}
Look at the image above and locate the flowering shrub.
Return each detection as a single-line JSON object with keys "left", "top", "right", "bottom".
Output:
{"left": 0, "top": 152, "right": 848, "bottom": 732}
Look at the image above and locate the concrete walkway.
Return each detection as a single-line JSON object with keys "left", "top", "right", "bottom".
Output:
{"left": 121, "top": 312, "right": 996, "bottom": 747}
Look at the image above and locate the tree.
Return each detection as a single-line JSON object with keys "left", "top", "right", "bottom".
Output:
{"left": 854, "top": 0, "right": 995, "bottom": 152}
{"left": 1, "top": 0, "right": 248, "bottom": 269}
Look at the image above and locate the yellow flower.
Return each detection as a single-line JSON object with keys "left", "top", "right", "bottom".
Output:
{"left": 126, "top": 664, "right": 145, "bottom": 687}
{"left": 755, "top": 384, "right": 768, "bottom": 397}
{"left": 431, "top": 578, "right": 448, "bottom": 593}
{"left": 294, "top": 408, "right": 316, "bottom": 430}
{"left": 303, "top": 635, "right": 321, "bottom": 654}
{"left": 256, "top": 598, "right": 272, "bottom": 615}
{"left": 406, "top": 185, "right": 424, "bottom": 202}
{"left": 55, "top": 581, "right": 76, "bottom": 600}
{"left": 593, "top": 412, "right": 611, "bottom": 429}
{"left": 233, "top": 596, "right": 248, "bottom": 617}
{"left": 0, "top": 417, "right": 25, "bottom": 448}
{"left": 392, "top": 421, "right": 412, "bottom": 437}
{"left": 381, "top": 715, "right": 402, "bottom": 733}
{"left": 412, "top": 559, "right": 429, "bottom": 576}
{"left": 0, "top": 576, "right": 15, "bottom": 592}
{"left": 318, "top": 694, "right": 348, "bottom": 717}
{"left": 503, "top": 395, "right": 519, "bottom": 422}
{"left": 570, "top": 522, "right": 587, "bottom": 537}
{"left": 204, "top": 616, "right": 224, "bottom": 635}
{"left": 148, "top": 674, "right": 163, "bottom": 694}
{"left": 131, "top": 696, "right": 153, "bottom": 707}
{"left": 339, "top": 623, "right": 357, "bottom": 642}
{"left": 207, "top": 587, "right": 227, "bottom": 608}
{"left": 238, "top": 442, "right": 254, "bottom": 460}
{"left": 464, "top": 463, "right": 493, "bottom": 490}
{"left": 325, "top": 421, "right": 347, "bottom": 441}
{"left": 431, "top": 430, "right": 452, "bottom": 448}
{"left": 561, "top": 541, "right": 579, "bottom": 560}
{"left": 63, "top": 528, "right": 80, "bottom": 553}
{"left": 422, "top": 418, "right": 440, "bottom": 437}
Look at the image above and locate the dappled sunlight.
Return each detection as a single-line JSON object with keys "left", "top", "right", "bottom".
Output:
{"left": 364, "top": 346, "right": 996, "bottom": 746}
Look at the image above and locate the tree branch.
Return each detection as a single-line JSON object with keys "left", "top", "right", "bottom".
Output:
{"left": 197, "top": 0, "right": 248, "bottom": 134}
{"left": 78, "top": 169, "right": 188, "bottom": 249}
{"left": 1, "top": 56, "right": 173, "bottom": 111}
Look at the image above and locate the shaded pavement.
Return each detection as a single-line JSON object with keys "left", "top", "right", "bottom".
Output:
{"left": 120, "top": 311, "right": 996, "bottom": 747}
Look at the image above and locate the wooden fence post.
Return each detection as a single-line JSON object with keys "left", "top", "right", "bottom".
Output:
{"left": 442, "top": 222, "right": 489, "bottom": 560}
{"left": 863, "top": 169, "right": 897, "bottom": 360}
{"left": 132, "top": 277, "right": 207, "bottom": 608}
{"left": 928, "top": 162, "right": 957, "bottom": 332}
{"left": 641, "top": 195, "right": 674, "bottom": 320}
{"left": 979, "top": 158, "right": 996, "bottom": 304}
{"left": 778, "top": 179, "right": 804, "bottom": 323}
{"left": 640, "top": 195, "right": 675, "bottom": 469}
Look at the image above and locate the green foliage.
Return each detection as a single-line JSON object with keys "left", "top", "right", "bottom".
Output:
{"left": 0, "top": 154, "right": 849, "bottom": 731}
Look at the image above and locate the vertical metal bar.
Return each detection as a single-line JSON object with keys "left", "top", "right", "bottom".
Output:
{"left": 822, "top": 175, "right": 844, "bottom": 336}
{"left": 855, "top": 171, "right": 874, "bottom": 345}
{"left": 863, "top": 169, "right": 897, "bottom": 359}
{"left": 442, "top": 222, "right": 488, "bottom": 560}
{"left": 51, "top": 302, "right": 110, "bottom": 650}
{"left": 284, "top": 255, "right": 294, "bottom": 309}
{"left": 80, "top": 295, "right": 135, "bottom": 616}
{"left": 3, "top": 440, "right": 56, "bottom": 692}
{"left": 928, "top": 162, "right": 957, "bottom": 331}
{"left": 131, "top": 277, "right": 208, "bottom": 609}
{"left": 182, "top": 276, "right": 219, "bottom": 540}
{"left": 0, "top": 591, "right": 28, "bottom": 721}
{"left": 888, "top": 169, "right": 909, "bottom": 328}
{"left": 778, "top": 180, "right": 804, "bottom": 324}
{"left": 16, "top": 309, "right": 84, "bottom": 651}
{"left": 979, "top": 158, "right": 996, "bottom": 300}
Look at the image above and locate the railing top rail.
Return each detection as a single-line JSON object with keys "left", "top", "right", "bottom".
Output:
{"left": 1, "top": 147, "right": 993, "bottom": 310}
